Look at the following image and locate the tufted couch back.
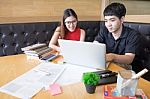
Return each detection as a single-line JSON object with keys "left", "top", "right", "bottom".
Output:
{"left": 0, "top": 21, "right": 100, "bottom": 56}
{"left": 0, "top": 21, "right": 150, "bottom": 81}
{"left": 123, "top": 22, "right": 150, "bottom": 81}
{"left": 0, "top": 22, "right": 59, "bottom": 56}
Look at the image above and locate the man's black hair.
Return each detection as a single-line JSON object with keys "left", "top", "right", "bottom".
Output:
{"left": 103, "top": 2, "right": 126, "bottom": 19}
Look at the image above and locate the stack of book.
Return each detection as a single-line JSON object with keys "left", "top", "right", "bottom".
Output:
{"left": 21, "top": 43, "right": 52, "bottom": 59}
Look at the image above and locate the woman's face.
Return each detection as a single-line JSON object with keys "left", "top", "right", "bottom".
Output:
{"left": 64, "top": 16, "right": 77, "bottom": 32}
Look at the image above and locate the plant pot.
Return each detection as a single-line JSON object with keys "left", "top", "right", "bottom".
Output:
{"left": 84, "top": 84, "right": 96, "bottom": 94}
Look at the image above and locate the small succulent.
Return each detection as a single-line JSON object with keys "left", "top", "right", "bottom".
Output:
{"left": 82, "top": 72, "right": 100, "bottom": 86}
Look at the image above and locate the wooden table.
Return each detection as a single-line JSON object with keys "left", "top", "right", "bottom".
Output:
{"left": 0, "top": 54, "right": 150, "bottom": 99}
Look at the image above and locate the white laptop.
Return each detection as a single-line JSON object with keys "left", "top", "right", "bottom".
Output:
{"left": 58, "top": 39, "right": 107, "bottom": 70}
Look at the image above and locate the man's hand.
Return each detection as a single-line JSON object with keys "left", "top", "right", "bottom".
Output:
{"left": 106, "top": 53, "right": 116, "bottom": 62}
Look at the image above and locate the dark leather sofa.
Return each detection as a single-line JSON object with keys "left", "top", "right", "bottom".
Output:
{"left": 0, "top": 21, "right": 150, "bottom": 81}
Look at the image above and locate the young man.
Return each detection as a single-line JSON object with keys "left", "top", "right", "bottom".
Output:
{"left": 94, "top": 3, "right": 140, "bottom": 69}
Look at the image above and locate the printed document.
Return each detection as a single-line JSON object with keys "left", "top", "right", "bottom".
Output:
{"left": 0, "top": 63, "right": 66, "bottom": 99}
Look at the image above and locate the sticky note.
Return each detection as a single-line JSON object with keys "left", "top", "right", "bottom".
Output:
{"left": 48, "top": 83, "right": 62, "bottom": 96}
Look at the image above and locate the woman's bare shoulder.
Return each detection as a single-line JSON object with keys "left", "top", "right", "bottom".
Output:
{"left": 55, "top": 26, "right": 61, "bottom": 32}
{"left": 80, "top": 28, "right": 85, "bottom": 34}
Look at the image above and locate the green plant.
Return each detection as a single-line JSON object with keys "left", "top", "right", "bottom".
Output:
{"left": 82, "top": 72, "right": 100, "bottom": 86}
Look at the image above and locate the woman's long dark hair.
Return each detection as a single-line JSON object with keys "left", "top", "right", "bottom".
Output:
{"left": 60, "top": 8, "right": 78, "bottom": 38}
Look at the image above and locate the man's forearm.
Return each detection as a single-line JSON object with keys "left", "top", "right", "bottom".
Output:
{"left": 113, "top": 54, "right": 134, "bottom": 64}
{"left": 106, "top": 53, "right": 135, "bottom": 64}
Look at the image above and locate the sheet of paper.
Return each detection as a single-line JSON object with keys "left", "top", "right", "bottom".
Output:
{"left": 0, "top": 62, "right": 66, "bottom": 98}
{"left": 56, "top": 63, "right": 98, "bottom": 85}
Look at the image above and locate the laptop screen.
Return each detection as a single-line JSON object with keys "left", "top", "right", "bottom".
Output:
{"left": 58, "top": 39, "right": 106, "bottom": 70}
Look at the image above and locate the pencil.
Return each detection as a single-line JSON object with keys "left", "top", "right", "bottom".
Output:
{"left": 104, "top": 85, "right": 108, "bottom": 96}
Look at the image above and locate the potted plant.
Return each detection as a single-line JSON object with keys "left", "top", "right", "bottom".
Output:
{"left": 82, "top": 72, "right": 100, "bottom": 94}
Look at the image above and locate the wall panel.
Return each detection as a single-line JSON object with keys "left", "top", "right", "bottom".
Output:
{"left": 0, "top": 0, "right": 101, "bottom": 23}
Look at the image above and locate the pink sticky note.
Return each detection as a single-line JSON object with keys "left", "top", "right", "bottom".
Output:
{"left": 48, "top": 83, "right": 62, "bottom": 96}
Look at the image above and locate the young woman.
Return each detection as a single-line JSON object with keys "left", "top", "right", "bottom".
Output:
{"left": 49, "top": 8, "right": 86, "bottom": 51}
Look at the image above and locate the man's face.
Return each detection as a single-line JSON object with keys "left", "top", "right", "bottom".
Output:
{"left": 104, "top": 16, "right": 123, "bottom": 34}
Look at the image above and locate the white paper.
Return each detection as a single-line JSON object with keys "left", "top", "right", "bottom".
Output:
{"left": 56, "top": 63, "right": 98, "bottom": 85}
{"left": 0, "top": 62, "right": 66, "bottom": 99}
{"left": 0, "top": 62, "right": 100, "bottom": 98}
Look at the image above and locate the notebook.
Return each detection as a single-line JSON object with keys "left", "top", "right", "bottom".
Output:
{"left": 58, "top": 39, "right": 106, "bottom": 70}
